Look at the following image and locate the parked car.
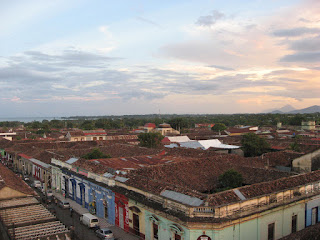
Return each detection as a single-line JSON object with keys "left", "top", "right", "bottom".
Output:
{"left": 23, "top": 175, "right": 29, "bottom": 181}
{"left": 58, "top": 200, "right": 70, "bottom": 209}
{"left": 33, "top": 180, "right": 41, "bottom": 188}
{"left": 95, "top": 228, "right": 114, "bottom": 239}
{"left": 80, "top": 213, "right": 99, "bottom": 228}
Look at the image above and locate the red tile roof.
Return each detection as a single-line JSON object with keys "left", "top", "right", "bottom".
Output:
{"left": 144, "top": 123, "right": 156, "bottom": 128}
{"left": 18, "top": 153, "right": 32, "bottom": 159}
{"left": 0, "top": 163, "right": 36, "bottom": 196}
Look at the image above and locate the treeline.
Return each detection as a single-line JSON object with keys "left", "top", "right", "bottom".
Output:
{"left": 1, "top": 113, "right": 319, "bottom": 131}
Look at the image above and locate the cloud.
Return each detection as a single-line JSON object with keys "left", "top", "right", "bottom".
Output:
{"left": 289, "top": 36, "right": 320, "bottom": 52}
{"left": 135, "top": 16, "right": 162, "bottom": 29}
{"left": 272, "top": 27, "right": 320, "bottom": 37}
{"left": 208, "top": 65, "right": 235, "bottom": 71}
{"left": 23, "top": 49, "right": 121, "bottom": 68}
{"left": 195, "top": 10, "right": 225, "bottom": 27}
{"left": 280, "top": 52, "right": 320, "bottom": 62}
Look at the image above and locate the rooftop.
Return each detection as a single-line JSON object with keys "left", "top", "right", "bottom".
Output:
{"left": 0, "top": 163, "right": 36, "bottom": 197}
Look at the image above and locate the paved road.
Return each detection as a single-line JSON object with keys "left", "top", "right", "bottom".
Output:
{"left": 27, "top": 180, "right": 101, "bottom": 240}
{"left": 49, "top": 202, "right": 100, "bottom": 240}
{"left": 26, "top": 177, "right": 136, "bottom": 240}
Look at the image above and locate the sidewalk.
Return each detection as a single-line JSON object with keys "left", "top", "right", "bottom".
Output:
{"left": 53, "top": 191, "right": 139, "bottom": 240}
{"left": 53, "top": 190, "right": 112, "bottom": 228}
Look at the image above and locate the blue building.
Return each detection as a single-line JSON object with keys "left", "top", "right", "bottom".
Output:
{"left": 57, "top": 167, "right": 115, "bottom": 225}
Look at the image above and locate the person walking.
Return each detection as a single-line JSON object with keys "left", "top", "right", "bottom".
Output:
{"left": 70, "top": 207, "right": 73, "bottom": 217}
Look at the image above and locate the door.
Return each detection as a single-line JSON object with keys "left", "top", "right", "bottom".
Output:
{"left": 153, "top": 223, "right": 158, "bottom": 240}
{"left": 133, "top": 213, "right": 140, "bottom": 236}
{"left": 312, "top": 207, "right": 318, "bottom": 225}
{"left": 175, "top": 234, "right": 181, "bottom": 240}
{"left": 104, "top": 205, "right": 108, "bottom": 219}
{"left": 81, "top": 188, "right": 85, "bottom": 207}
{"left": 119, "top": 207, "right": 124, "bottom": 229}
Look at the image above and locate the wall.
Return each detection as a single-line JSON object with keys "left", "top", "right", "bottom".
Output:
{"left": 292, "top": 149, "right": 320, "bottom": 172}
{"left": 115, "top": 192, "right": 129, "bottom": 232}
{"left": 0, "top": 187, "right": 28, "bottom": 200}
{"left": 144, "top": 210, "right": 189, "bottom": 240}
{"left": 128, "top": 199, "right": 146, "bottom": 239}
{"left": 305, "top": 196, "right": 320, "bottom": 227}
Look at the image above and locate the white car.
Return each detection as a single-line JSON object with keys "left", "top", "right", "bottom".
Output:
{"left": 33, "top": 180, "right": 41, "bottom": 188}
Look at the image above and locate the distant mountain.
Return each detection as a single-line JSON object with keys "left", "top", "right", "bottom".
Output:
{"left": 267, "top": 104, "right": 296, "bottom": 113}
{"left": 288, "top": 105, "right": 320, "bottom": 114}
{"left": 268, "top": 105, "right": 320, "bottom": 114}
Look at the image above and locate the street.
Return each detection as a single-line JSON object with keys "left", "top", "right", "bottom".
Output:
{"left": 25, "top": 178, "right": 131, "bottom": 240}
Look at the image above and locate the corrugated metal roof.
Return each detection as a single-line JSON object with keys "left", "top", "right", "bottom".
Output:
{"left": 115, "top": 176, "right": 129, "bottom": 182}
{"left": 167, "top": 136, "right": 190, "bottom": 143}
{"left": 66, "top": 158, "right": 79, "bottom": 164}
{"left": 30, "top": 158, "right": 50, "bottom": 168}
{"left": 103, "top": 172, "right": 114, "bottom": 178}
{"left": 172, "top": 139, "right": 240, "bottom": 150}
{"left": 233, "top": 189, "right": 246, "bottom": 200}
{"left": 161, "top": 190, "right": 203, "bottom": 206}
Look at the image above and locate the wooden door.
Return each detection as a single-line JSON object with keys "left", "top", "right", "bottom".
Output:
{"left": 133, "top": 213, "right": 140, "bottom": 236}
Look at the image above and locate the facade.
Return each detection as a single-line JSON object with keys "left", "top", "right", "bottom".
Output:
{"left": 155, "top": 123, "right": 180, "bottom": 136}
{"left": 115, "top": 192, "right": 129, "bottom": 232}
{"left": 292, "top": 148, "right": 320, "bottom": 172}
{"left": 65, "top": 131, "right": 85, "bottom": 141}
{"left": 83, "top": 129, "right": 107, "bottom": 141}
{"left": 302, "top": 121, "right": 316, "bottom": 131}
{"left": 51, "top": 159, "right": 116, "bottom": 225}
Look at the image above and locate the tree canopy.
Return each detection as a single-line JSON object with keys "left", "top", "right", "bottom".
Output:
{"left": 241, "top": 133, "right": 270, "bottom": 157}
{"left": 211, "top": 123, "right": 227, "bottom": 133}
{"left": 82, "top": 148, "right": 111, "bottom": 159}
{"left": 138, "top": 132, "right": 164, "bottom": 148}
{"left": 218, "top": 169, "right": 243, "bottom": 190}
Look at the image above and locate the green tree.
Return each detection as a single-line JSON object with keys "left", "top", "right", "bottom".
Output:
{"left": 218, "top": 169, "right": 243, "bottom": 189}
{"left": 290, "top": 136, "right": 301, "bottom": 152}
{"left": 30, "top": 121, "right": 42, "bottom": 129}
{"left": 82, "top": 148, "right": 111, "bottom": 159}
{"left": 241, "top": 132, "right": 270, "bottom": 157}
{"left": 66, "top": 121, "right": 74, "bottom": 128}
{"left": 211, "top": 123, "right": 227, "bottom": 135}
{"left": 80, "top": 120, "right": 94, "bottom": 130}
{"left": 138, "top": 132, "right": 164, "bottom": 148}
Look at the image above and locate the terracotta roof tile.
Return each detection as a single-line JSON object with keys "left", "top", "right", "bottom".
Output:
{"left": 0, "top": 163, "right": 36, "bottom": 196}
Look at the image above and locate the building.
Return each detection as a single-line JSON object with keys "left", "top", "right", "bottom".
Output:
{"left": 155, "top": 123, "right": 180, "bottom": 136}
{"left": 195, "top": 123, "right": 215, "bottom": 129}
{"left": 65, "top": 131, "right": 86, "bottom": 141}
{"left": 83, "top": 129, "right": 107, "bottom": 141}
{"left": 302, "top": 121, "right": 316, "bottom": 131}
{"left": 2, "top": 139, "right": 320, "bottom": 239}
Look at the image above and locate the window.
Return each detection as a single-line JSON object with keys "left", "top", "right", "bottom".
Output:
{"left": 268, "top": 223, "right": 275, "bottom": 240}
{"left": 153, "top": 223, "right": 158, "bottom": 240}
{"left": 292, "top": 215, "right": 297, "bottom": 233}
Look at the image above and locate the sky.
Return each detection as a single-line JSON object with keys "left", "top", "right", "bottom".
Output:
{"left": 1, "top": 0, "right": 320, "bottom": 117}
